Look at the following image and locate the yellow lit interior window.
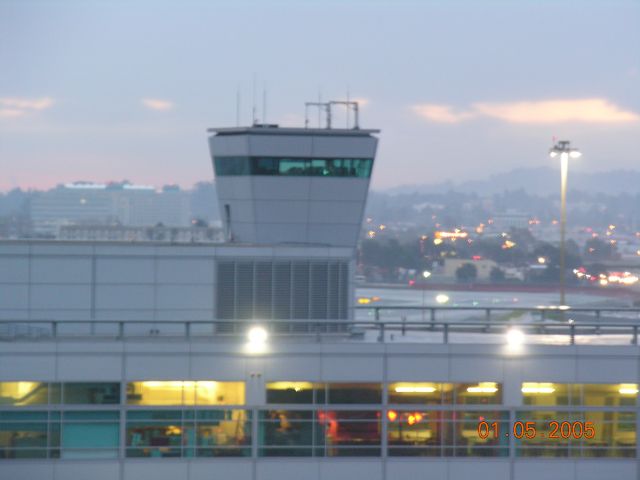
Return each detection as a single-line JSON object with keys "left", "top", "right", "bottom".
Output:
{"left": 465, "top": 382, "right": 499, "bottom": 394}
{"left": 390, "top": 382, "right": 439, "bottom": 394}
{"left": 521, "top": 382, "right": 569, "bottom": 405}
{"left": 521, "top": 383, "right": 556, "bottom": 394}
{"left": 267, "top": 382, "right": 315, "bottom": 391}
{"left": 127, "top": 381, "right": 245, "bottom": 405}
{"left": 618, "top": 384, "right": 639, "bottom": 396}
{"left": 0, "top": 382, "right": 48, "bottom": 406}
{"left": 193, "top": 381, "right": 245, "bottom": 405}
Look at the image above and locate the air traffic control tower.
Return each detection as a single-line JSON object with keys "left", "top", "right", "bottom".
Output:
{"left": 205, "top": 102, "right": 378, "bottom": 322}
{"left": 208, "top": 102, "right": 379, "bottom": 248}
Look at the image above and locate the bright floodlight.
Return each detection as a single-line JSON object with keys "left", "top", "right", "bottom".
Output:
{"left": 246, "top": 326, "right": 269, "bottom": 354}
{"left": 422, "top": 270, "right": 432, "bottom": 279}
{"left": 506, "top": 328, "right": 525, "bottom": 349}
{"left": 248, "top": 326, "right": 268, "bottom": 344}
{"left": 549, "top": 140, "right": 580, "bottom": 160}
{"left": 435, "top": 294, "right": 449, "bottom": 304}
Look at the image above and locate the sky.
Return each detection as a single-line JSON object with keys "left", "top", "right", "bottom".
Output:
{"left": 1, "top": 0, "right": 639, "bottom": 191}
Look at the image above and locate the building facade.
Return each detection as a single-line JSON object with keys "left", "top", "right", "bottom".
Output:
{"left": 0, "top": 336, "right": 638, "bottom": 480}
{"left": 30, "top": 183, "right": 191, "bottom": 235}
{"left": 2, "top": 120, "right": 638, "bottom": 480}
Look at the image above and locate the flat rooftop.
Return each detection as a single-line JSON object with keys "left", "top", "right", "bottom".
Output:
{"left": 208, "top": 125, "right": 380, "bottom": 136}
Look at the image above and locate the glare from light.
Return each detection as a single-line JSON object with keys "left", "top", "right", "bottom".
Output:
{"left": 522, "top": 383, "right": 556, "bottom": 394}
{"left": 619, "top": 385, "right": 639, "bottom": 395}
{"left": 422, "top": 270, "right": 432, "bottom": 279}
{"left": 569, "top": 150, "right": 582, "bottom": 158}
{"left": 395, "top": 386, "right": 436, "bottom": 393}
{"left": 248, "top": 326, "right": 268, "bottom": 344}
{"left": 537, "top": 256, "right": 546, "bottom": 264}
{"left": 467, "top": 382, "right": 499, "bottom": 394}
{"left": 435, "top": 294, "right": 450, "bottom": 304}
{"left": 506, "top": 328, "right": 525, "bottom": 349}
{"left": 247, "top": 326, "right": 269, "bottom": 354}
{"left": 549, "top": 151, "right": 558, "bottom": 158}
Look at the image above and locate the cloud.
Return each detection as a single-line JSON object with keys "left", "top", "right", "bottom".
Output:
{"left": 350, "top": 97, "right": 370, "bottom": 107}
{"left": 0, "top": 97, "right": 55, "bottom": 119}
{"left": 411, "top": 104, "right": 475, "bottom": 123}
{"left": 412, "top": 98, "right": 639, "bottom": 124}
{"left": 0, "top": 109, "right": 26, "bottom": 118}
{"left": 141, "top": 98, "right": 174, "bottom": 111}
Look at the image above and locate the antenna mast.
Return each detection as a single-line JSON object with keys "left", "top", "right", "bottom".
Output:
{"left": 251, "top": 73, "right": 257, "bottom": 125}
{"left": 235, "top": 84, "right": 241, "bottom": 127}
{"left": 262, "top": 81, "right": 267, "bottom": 125}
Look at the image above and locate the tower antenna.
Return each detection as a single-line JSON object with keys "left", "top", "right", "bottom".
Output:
{"left": 236, "top": 84, "right": 241, "bottom": 127}
{"left": 346, "top": 85, "right": 350, "bottom": 128}
{"left": 252, "top": 73, "right": 257, "bottom": 125}
{"left": 263, "top": 81, "right": 267, "bottom": 125}
{"left": 318, "top": 89, "right": 322, "bottom": 127}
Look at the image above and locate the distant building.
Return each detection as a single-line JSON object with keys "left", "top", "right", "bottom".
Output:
{"left": 490, "top": 211, "right": 531, "bottom": 231}
{"left": 58, "top": 224, "right": 224, "bottom": 243}
{"left": 30, "top": 182, "right": 191, "bottom": 234}
{"left": 443, "top": 258, "right": 498, "bottom": 280}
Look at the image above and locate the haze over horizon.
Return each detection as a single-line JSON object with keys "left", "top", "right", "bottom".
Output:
{"left": 2, "top": 0, "right": 639, "bottom": 191}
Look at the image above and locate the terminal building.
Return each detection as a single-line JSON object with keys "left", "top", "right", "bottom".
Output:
{"left": 0, "top": 110, "right": 638, "bottom": 480}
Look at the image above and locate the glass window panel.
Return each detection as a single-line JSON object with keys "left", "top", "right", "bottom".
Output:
{"left": 50, "top": 383, "right": 62, "bottom": 404}
{"left": 387, "top": 410, "right": 446, "bottom": 456}
{"left": 327, "top": 159, "right": 349, "bottom": 177}
{"left": 194, "top": 410, "right": 251, "bottom": 457}
{"left": 127, "top": 381, "right": 184, "bottom": 405}
{"left": 318, "top": 410, "right": 380, "bottom": 456}
{"left": 259, "top": 410, "right": 313, "bottom": 456}
{"left": 583, "top": 411, "right": 636, "bottom": 454}
{"left": 230, "top": 157, "right": 374, "bottom": 177}
{"left": 309, "top": 159, "right": 328, "bottom": 176}
{"left": 50, "top": 421, "right": 60, "bottom": 449}
{"left": 126, "top": 421, "right": 183, "bottom": 458}
{"left": 515, "top": 411, "right": 580, "bottom": 457}
{"left": 194, "top": 381, "right": 245, "bottom": 406}
{"left": 63, "top": 382, "right": 120, "bottom": 405}
{"left": 61, "top": 422, "right": 119, "bottom": 459}
{"left": 279, "top": 159, "right": 309, "bottom": 175}
{"left": 127, "top": 381, "right": 244, "bottom": 406}
{"left": 450, "top": 411, "right": 509, "bottom": 457}
{"left": 0, "top": 382, "right": 50, "bottom": 406}
{"left": 214, "top": 157, "right": 250, "bottom": 176}
{"left": 266, "top": 382, "right": 321, "bottom": 404}
{"left": 0, "top": 422, "right": 48, "bottom": 454}
{"left": 352, "top": 159, "right": 373, "bottom": 177}
{"left": 455, "top": 383, "right": 502, "bottom": 405}
{"left": 522, "top": 383, "right": 570, "bottom": 406}
{"left": 582, "top": 384, "right": 637, "bottom": 407}
{"left": 388, "top": 383, "right": 447, "bottom": 405}
{"left": 327, "top": 383, "right": 382, "bottom": 404}
{"left": 251, "top": 157, "right": 278, "bottom": 175}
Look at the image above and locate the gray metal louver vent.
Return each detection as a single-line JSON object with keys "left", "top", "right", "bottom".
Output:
{"left": 216, "top": 259, "right": 349, "bottom": 320}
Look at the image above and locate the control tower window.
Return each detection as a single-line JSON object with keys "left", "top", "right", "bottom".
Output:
{"left": 214, "top": 156, "right": 373, "bottom": 178}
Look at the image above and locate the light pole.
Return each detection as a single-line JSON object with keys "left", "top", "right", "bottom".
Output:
{"left": 549, "top": 140, "right": 581, "bottom": 306}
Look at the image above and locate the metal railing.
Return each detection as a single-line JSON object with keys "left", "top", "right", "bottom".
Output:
{"left": 354, "top": 305, "right": 640, "bottom": 323}
{"left": 1, "top": 306, "right": 640, "bottom": 345}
